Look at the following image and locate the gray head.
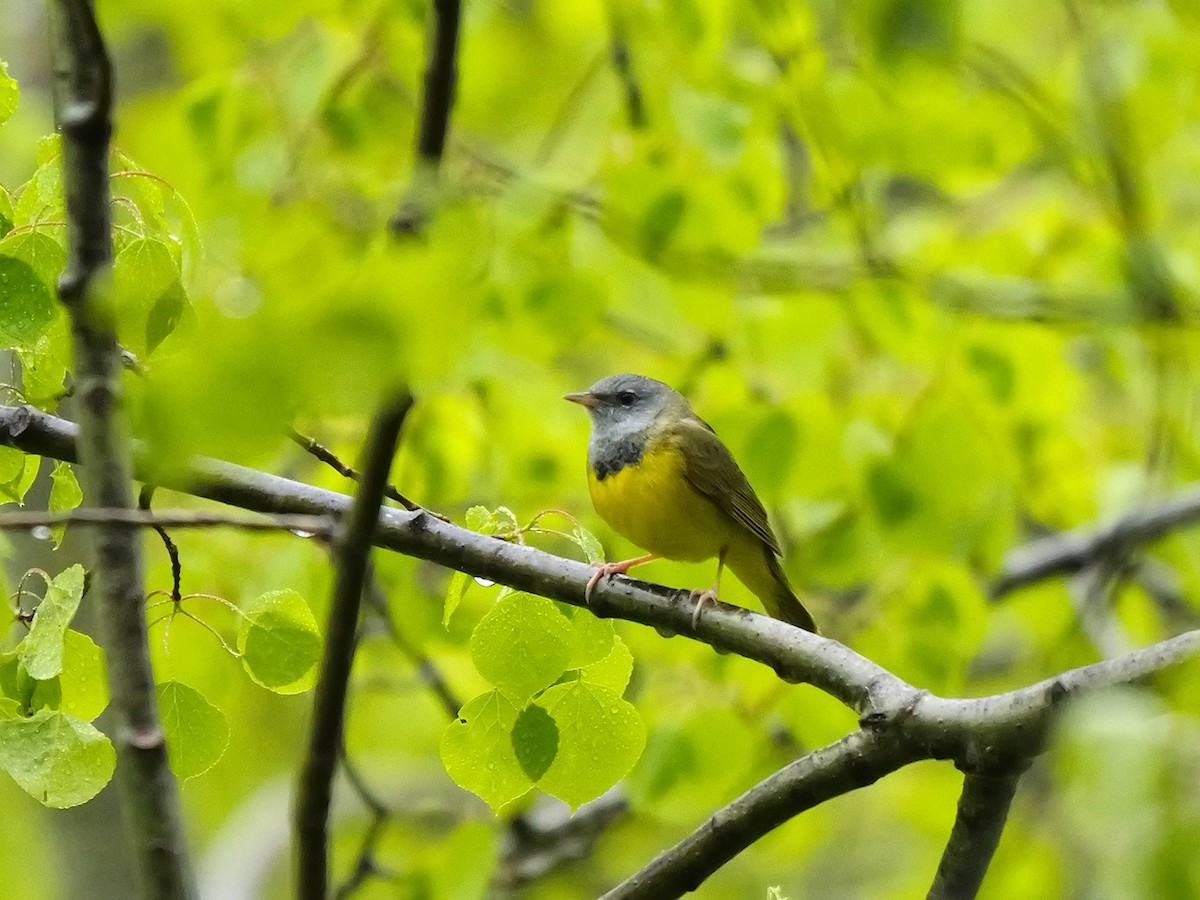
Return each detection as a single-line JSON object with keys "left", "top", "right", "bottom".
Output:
{"left": 565, "top": 374, "right": 691, "bottom": 475}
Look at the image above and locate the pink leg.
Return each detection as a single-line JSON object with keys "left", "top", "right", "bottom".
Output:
{"left": 690, "top": 551, "right": 726, "bottom": 628}
{"left": 585, "top": 554, "right": 659, "bottom": 603}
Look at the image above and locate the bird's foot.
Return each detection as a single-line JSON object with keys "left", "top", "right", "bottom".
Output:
{"left": 585, "top": 557, "right": 652, "bottom": 604}
{"left": 689, "top": 584, "right": 719, "bottom": 629}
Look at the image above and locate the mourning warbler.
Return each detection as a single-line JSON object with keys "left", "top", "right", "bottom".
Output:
{"left": 565, "top": 373, "right": 817, "bottom": 632}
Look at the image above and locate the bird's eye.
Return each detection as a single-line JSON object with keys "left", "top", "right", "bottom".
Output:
{"left": 617, "top": 391, "right": 636, "bottom": 407}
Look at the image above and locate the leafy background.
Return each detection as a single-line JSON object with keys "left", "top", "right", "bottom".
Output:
{"left": 3, "top": 0, "right": 1200, "bottom": 897}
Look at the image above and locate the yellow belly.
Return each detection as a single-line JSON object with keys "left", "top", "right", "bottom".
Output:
{"left": 588, "top": 444, "right": 736, "bottom": 561}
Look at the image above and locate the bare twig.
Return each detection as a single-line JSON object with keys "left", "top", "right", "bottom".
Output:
{"left": 0, "top": 508, "right": 335, "bottom": 534}
{"left": 139, "top": 486, "right": 182, "bottom": 603}
{"left": 295, "top": 391, "right": 414, "bottom": 900}
{"left": 362, "top": 571, "right": 461, "bottom": 719}
{"left": 49, "top": 2, "right": 197, "bottom": 897}
{"left": 992, "top": 483, "right": 1200, "bottom": 598}
{"left": 927, "top": 769, "right": 1023, "bottom": 900}
{"left": 288, "top": 427, "right": 428, "bottom": 514}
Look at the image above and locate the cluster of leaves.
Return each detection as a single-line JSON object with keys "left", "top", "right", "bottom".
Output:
{"left": 0, "top": 560, "right": 326, "bottom": 805}
{"left": 440, "top": 507, "right": 642, "bottom": 811}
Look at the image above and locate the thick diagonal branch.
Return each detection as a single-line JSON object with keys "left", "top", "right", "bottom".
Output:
{"left": 295, "top": 392, "right": 413, "bottom": 900}
{"left": 49, "top": 3, "right": 196, "bottom": 898}
{"left": 601, "top": 730, "right": 921, "bottom": 900}
{"left": 5, "top": 403, "right": 1200, "bottom": 897}
{"left": 927, "top": 769, "right": 1022, "bottom": 900}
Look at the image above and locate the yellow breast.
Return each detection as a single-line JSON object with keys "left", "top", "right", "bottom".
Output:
{"left": 588, "top": 442, "right": 735, "bottom": 562}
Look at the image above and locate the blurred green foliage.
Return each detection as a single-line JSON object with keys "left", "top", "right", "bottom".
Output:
{"left": 3, "top": 0, "right": 1200, "bottom": 896}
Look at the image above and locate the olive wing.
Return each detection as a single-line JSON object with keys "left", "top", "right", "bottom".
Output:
{"left": 676, "top": 418, "right": 782, "bottom": 555}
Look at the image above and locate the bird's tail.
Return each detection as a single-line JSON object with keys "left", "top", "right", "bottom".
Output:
{"left": 729, "top": 543, "right": 818, "bottom": 633}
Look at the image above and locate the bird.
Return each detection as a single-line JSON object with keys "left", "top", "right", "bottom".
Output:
{"left": 565, "top": 373, "right": 817, "bottom": 632}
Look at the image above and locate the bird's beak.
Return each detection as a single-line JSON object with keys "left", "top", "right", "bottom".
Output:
{"left": 564, "top": 391, "right": 597, "bottom": 408}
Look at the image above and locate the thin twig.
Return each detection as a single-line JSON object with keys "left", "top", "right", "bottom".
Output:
{"left": 139, "top": 486, "right": 182, "bottom": 603}
{"left": 49, "top": 2, "right": 197, "bottom": 897}
{"left": 362, "top": 571, "right": 462, "bottom": 719}
{"left": 0, "top": 508, "right": 336, "bottom": 534}
{"left": 295, "top": 391, "right": 414, "bottom": 900}
{"left": 927, "top": 769, "right": 1023, "bottom": 900}
{"left": 288, "top": 426, "right": 429, "bottom": 514}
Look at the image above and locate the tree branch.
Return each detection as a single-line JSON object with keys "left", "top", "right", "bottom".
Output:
{"left": 992, "top": 483, "right": 1200, "bottom": 598}
{"left": 927, "top": 769, "right": 1023, "bottom": 900}
{"left": 389, "top": 0, "right": 462, "bottom": 234}
{"left": 0, "top": 508, "right": 335, "bottom": 534}
{"left": 288, "top": 427, "right": 426, "bottom": 513}
{"left": 600, "top": 730, "right": 922, "bottom": 900}
{"left": 5, "top": 402, "right": 1200, "bottom": 895}
{"left": 295, "top": 392, "right": 413, "bottom": 900}
{"left": 48, "top": 2, "right": 197, "bottom": 897}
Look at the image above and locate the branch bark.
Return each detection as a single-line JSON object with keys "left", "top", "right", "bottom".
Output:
{"left": 295, "top": 392, "right": 413, "bottom": 900}
{"left": 0, "top": 508, "right": 334, "bottom": 533}
{"left": 992, "top": 483, "right": 1200, "bottom": 598}
{"left": 601, "top": 730, "right": 922, "bottom": 900}
{"left": 4, "top": 402, "right": 1200, "bottom": 895}
{"left": 927, "top": 769, "right": 1022, "bottom": 900}
{"left": 48, "top": 3, "right": 197, "bottom": 898}
{"left": 389, "top": 0, "right": 462, "bottom": 234}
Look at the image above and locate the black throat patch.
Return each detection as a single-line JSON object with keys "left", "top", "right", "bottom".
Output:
{"left": 591, "top": 434, "right": 645, "bottom": 481}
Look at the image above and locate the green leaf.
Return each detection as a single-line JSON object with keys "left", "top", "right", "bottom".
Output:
{"left": 237, "top": 589, "right": 321, "bottom": 694}
{"left": 0, "top": 445, "right": 24, "bottom": 483}
{"left": 535, "top": 680, "right": 646, "bottom": 809}
{"left": 465, "top": 505, "right": 498, "bottom": 533}
{"left": 0, "top": 648, "right": 61, "bottom": 714}
{"left": 0, "top": 61, "right": 17, "bottom": 126}
{"left": 470, "top": 592, "right": 572, "bottom": 703}
{"left": 443, "top": 570, "right": 470, "bottom": 627}
{"left": 0, "top": 230, "right": 65, "bottom": 286}
{"left": 157, "top": 681, "right": 230, "bottom": 780}
{"left": 0, "top": 709, "right": 115, "bottom": 808}
{"left": 439, "top": 689, "right": 532, "bottom": 811}
{"left": 570, "top": 524, "right": 605, "bottom": 564}
{"left": 0, "top": 450, "right": 39, "bottom": 503}
{"left": 11, "top": 159, "right": 63, "bottom": 227}
{"left": 17, "top": 324, "right": 69, "bottom": 407}
{"left": 579, "top": 635, "right": 634, "bottom": 694}
{"left": 0, "top": 254, "right": 57, "bottom": 349}
{"left": 21, "top": 564, "right": 86, "bottom": 680}
{"left": 58, "top": 631, "right": 107, "bottom": 721}
{"left": 0, "top": 188, "right": 13, "bottom": 238}
{"left": 511, "top": 703, "right": 558, "bottom": 781}
{"left": 48, "top": 462, "right": 83, "bottom": 547}
{"left": 565, "top": 609, "right": 615, "bottom": 669}
{"left": 112, "top": 238, "right": 189, "bottom": 356}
